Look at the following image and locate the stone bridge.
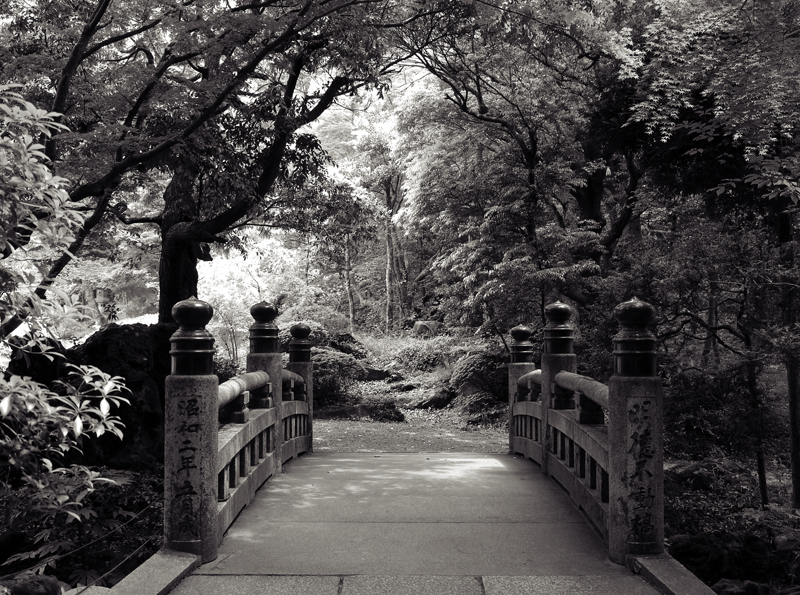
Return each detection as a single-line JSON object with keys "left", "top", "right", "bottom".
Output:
{"left": 96, "top": 298, "right": 713, "bottom": 595}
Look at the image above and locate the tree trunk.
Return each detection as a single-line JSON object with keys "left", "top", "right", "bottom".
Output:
{"left": 385, "top": 221, "right": 395, "bottom": 333}
{"left": 601, "top": 153, "right": 642, "bottom": 273}
{"left": 158, "top": 223, "right": 209, "bottom": 323}
{"left": 702, "top": 280, "right": 720, "bottom": 367}
{"left": 778, "top": 207, "right": 800, "bottom": 507}
{"left": 745, "top": 358, "right": 769, "bottom": 507}
{"left": 746, "top": 359, "right": 769, "bottom": 506}
{"left": 158, "top": 155, "right": 203, "bottom": 323}
{"left": 570, "top": 166, "right": 606, "bottom": 225}
{"left": 344, "top": 235, "right": 356, "bottom": 335}
{"left": 390, "top": 225, "right": 410, "bottom": 319}
{"left": 789, "top": 357, "right": 800, "bottom": 508}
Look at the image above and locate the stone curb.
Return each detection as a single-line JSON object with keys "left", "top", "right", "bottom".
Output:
{"left": 630, "top": 554, "right": 715, "bottom": 595}
{"left": 78, "top": 549, "right": 710, "bottom": 595}
{"left": 104, "top": 549, "right": 200, "bottom": 595}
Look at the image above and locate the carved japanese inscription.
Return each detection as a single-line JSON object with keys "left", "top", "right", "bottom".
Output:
{"left": 627, "top": 398, "right": 656, "bottom": 541}
{"left": 171, "top": 396, "right": 202, "bottom": 541}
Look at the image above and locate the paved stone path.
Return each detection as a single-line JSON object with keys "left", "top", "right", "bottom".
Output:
{"left": 169, "top": 453, "right": 660, "bottom": 595}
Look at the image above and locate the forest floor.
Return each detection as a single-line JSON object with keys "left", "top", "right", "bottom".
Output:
{"left": 315, "top": 410, "right": 507, "bottom": 452}
{"left": 314, "top": 378, "right": 507, "bottom": 453}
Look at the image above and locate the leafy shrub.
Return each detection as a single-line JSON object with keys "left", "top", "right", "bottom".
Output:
{"left": 0, "top": 86, "right": 139, "bottom": 586}
{"left": 312, "top": 347, "right": 367, "bottom": 408}
{"left": 0, "top": 365, "right": 131, "bottom": 580}
{"left": 664, "top": 368, "right": 785, "bottom": 460}
{"left": 1, "top": 365, "right": 129, "bottom": 484}
{"left": 394, "top": 336, "right": 468, "bottom": 372}
{"left": 2, "top": 467, "right": 163, "bottom": 587}
{"left": 214, "top": 355, "right": 244, "bottom": 384}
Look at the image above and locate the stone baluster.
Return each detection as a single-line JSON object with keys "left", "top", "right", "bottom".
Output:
{"left": 230, "top": 391, "right": 249, "bottom": 424}
{"left": 283, "top": 374, "right": 296, "bottom": 401}
{"left": 540, "top": 302, "right": 576, "bottom": 474}
{"left": 164, "top": 297, "right": 219, "bottom": 563}
{"left": 286, "top": 324, "right": 313, "bottom": 451}
{"left": 508, "top": 325, "right": 536, "bottom": 453}
{"left": 607, "top": 298, "right": 664, "bottom": 564}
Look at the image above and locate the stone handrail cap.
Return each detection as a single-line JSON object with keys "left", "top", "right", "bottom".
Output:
{"left": 614, "top": 297, "right": 655, "bottom": 329}
{"left": 544, "top": 301, "right": 572, "bottom": 325}
{"left": 172, "top": 297, "right": 213, "bottom": 330}
{"left": 251, "top": 301, "right": 278, "bottom": 324}
{"left": 510, "top": 325, "right": 533, "bottom": 342}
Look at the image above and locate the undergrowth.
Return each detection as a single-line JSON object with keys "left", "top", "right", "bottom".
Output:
{"left": 0, "top": 467, "right": 163, "bottom": 589}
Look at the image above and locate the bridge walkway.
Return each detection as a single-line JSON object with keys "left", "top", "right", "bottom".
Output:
{"left": 169, "top": 453, "right": 660, "bottom": 595}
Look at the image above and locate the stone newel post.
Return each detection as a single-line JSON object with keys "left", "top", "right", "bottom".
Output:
{"left": 286, "top": 323, "right": 313, "bottom": 452}
{"left": 164, "top": 297, "right": 219, "bottom": 563}
{"left": 607, "top": 298, "right": 664, "bottom": 564}
{"left": 247, "top": 302, "right": 282, "bottom": 409}
{"left": 540, "top": 302, "right": 576, "bottom": 474}
{"left": 508, "top": 325, "right": 536, "bottom": 453}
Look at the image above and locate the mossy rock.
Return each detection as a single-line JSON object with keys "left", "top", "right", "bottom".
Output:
{"left": 449, "top": 349, "right": 507, "bottom": 401}
{"left": 450, "top": 390, "right": 506, "bottom": 426}
{"left": 329, "top": 332, "right": 368, "bottom": 359}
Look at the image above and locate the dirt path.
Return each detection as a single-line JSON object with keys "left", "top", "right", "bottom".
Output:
{"left": 314, "top": 409, "right": 508, "bottom": 453}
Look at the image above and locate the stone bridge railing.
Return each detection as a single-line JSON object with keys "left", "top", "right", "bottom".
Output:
{"left": 163, "top": 297, "right": 313, "bottom": 563}
{"left": 508, "top": 298, "right": 663, "bottom": 566}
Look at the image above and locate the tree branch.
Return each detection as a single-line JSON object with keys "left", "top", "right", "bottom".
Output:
{"left": 108, "top": 203, "right": 163, "bottom": 226}
{"left": 47, "top": 0, "right": 114, "bottom": 160}
{"left": 83, "top": 18, "right": 163, "bottom": 60}
{"left": 678, "top": 310, "right": 747, "bottom": 343}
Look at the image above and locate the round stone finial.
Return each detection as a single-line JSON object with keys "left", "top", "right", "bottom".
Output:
{"left": 172, "top": 297, "right": 213, "bottom": 330}
{"left": 250, "top": 301, "right": 278, "bottom": 324}
{"left": 614, "top": 297, "right": 655, "bottom": 330}
{"left": 509, "top": 324, "right": 535, "bottom": 363}
{"left": 510, "top": 325, "right": 533, "bottom": 343}
{"left": 544, "top": 301, "right": 572, "bottom": 326}
{"left": 289, "top": 323, "right": 312, "bottom": 340}
{"left": 248, "top": 302, "right": 279, "bottom": 354}
{"left": 543, "top": 301, "right": 575, "bottom": 354}
{"left": 169, "top": 297, "right": 215, "bottom": 375}
{"left": 288, "top": 323, "right": 312, "bottom": 363}
{"left": 612, "top": 297, "right": 657, "bottom": 377}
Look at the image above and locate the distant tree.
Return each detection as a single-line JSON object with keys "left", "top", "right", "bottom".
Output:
{"left": 304, "top": 181, "right": 380, "bottom": 333}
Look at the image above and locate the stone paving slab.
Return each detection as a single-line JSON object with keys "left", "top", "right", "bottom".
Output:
{"left": 203, "top": 520, "right": 615, "bottom": 576}
{"left": 341, "top": 575, "right": 484, "bottom": 595}
{"left": 482, "top": 575, "right": 660, "bottom": 595}
{"left": 170, "top": 574, "right": 659, "bottom": 595}
{"left": 198, "top": 453, "right": 621, "bottom": 577}
{"left": 169, "top": 575, "right": 340, "bottom": 595}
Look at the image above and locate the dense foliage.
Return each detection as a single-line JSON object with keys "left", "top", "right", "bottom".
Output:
{"left": 1, "top": 88, "right": 136, "bottom": 586}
